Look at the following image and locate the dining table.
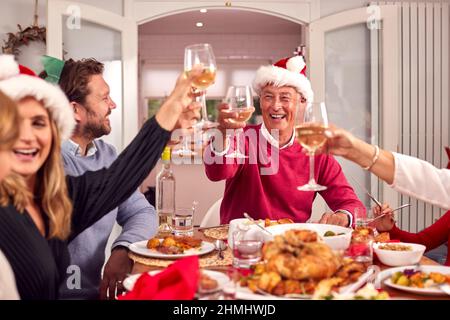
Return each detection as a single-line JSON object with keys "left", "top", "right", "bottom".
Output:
{"left": 130, "top": 228, "right": 450, "bottom": 300}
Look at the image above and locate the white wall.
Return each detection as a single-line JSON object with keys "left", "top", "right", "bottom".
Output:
{"left": 0, "top": 0, "right": 124, "bottom": 70}
{"left": 0, "top": 0, "right": 47, "bottom": 72}
{"left": 319, "top": 0, "right": 369, "bottom": 18}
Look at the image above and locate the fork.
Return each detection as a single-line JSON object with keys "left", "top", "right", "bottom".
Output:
{"left": 370, "top": 204, "right": 411, "bottom": 223}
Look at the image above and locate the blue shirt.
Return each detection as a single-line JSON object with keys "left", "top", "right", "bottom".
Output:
{"left": 59, "top": 139, "right": 157, "bottom": 299}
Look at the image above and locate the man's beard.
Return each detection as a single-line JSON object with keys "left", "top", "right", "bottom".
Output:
{"left": 82, "top": 118, "right": 111, "bottom": 140}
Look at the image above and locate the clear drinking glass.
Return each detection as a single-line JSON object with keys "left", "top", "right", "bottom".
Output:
{"left": 172, "top": 127, "right": 198, "bottom": 157}
{"left": 185, "top": 43, "right": 218, "bottom": 130}
{"left": 223, "top": 85, "right": 255, "bottom": 159}
{"left": 296, "top": 102, "right": 329, "bottom": 191}
{"left": 231, "top": 224, "right": 263, "bottom": 269}
{"left": 173, "top": 43, "right": 217, "bottom": 157}
{"left": 345, "top": 207, "right": 375, "bottom": 266}
{"left": 171, "top": 207, "right": 194, "bottom": 237}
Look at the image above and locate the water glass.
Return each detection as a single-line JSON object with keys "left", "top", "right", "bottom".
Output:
{"left": 231, "top": 224, "right": 263, "bottom": 269}
{"left": 171, "top": 207, "right": 194, "bottom": 236}
{"left": 345, "top": 207, "right": 375, "bottom": 266}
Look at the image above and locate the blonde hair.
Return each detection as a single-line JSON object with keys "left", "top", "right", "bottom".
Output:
{"left": 0, "top": 91, "right": 19, "bottom": 150}
{"left": 0, "top": 91, "right": 30, "bottom": 211}
{"left": 0, "top": 97, "right": 73, "bottom": 240}
{"left": 35, "top": 116, "right": 73, "bottom": 240}
{"left": 0, "top": 173, "right": 31, "bottom": 212}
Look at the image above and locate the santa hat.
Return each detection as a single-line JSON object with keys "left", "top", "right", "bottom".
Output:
{"left": 252, "top": 55, "right": 314, "bottom": 102}
{"left": 0, "top": 55, "right": 75, "bottom": 140}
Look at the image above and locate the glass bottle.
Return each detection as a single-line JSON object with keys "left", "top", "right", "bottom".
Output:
{"left": 156, "top": 146, "right": 175, "bottom": 236}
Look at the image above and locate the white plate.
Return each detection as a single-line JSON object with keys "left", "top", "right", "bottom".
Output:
{"left": 378, "top": 265, "right": 450, "bottom": 296}
{"left": 123, "top": 270, "right": 230, "bottom": 293}
{"left": 223, "top": 268, "right": 376, "bottom": 300}
{"left": 261, "top": 223, "right": 353, "bottom": 251}
{"left": 128, "top": 240, "right": 215, "bottom": 259}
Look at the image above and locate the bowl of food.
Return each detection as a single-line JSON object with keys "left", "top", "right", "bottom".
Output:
{"left": 262, "top": 223, "right": 353, "bottom": 251}
{"left": 373, "top": 242, "right": 426, "bottom": 267}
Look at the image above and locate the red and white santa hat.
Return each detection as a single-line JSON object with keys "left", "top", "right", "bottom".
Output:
{"left": 0, "top": 55, "right": 75, "bottom": 140}
{"left": 252, "top": 55, "right": 314, "bottom": 102}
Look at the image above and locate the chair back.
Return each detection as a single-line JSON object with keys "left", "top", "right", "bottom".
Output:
{"left": 199, "top": 198, "right": 222, "bottom": 227}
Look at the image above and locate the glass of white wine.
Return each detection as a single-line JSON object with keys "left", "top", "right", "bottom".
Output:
{"left": 185, "top": 43, "right": 218, "bottom": 129}
{"left": 174, "top": 43, "right": 217, "bottom": 157}
{"left": 223, "top": 85, "right": 255, "bottom": 159}
{"left": 296, "top": 102, "right": 328, "bottom": 191}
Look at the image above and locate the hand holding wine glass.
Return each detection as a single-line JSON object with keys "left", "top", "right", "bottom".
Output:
{"left": 296, "top": 102, "right": 328, "bottom": 191}
{"left": 184, "top": 43, "right": 218, "bottom": 129}
{"left": 173, "top": 43, "right": 217, "bottom": 157}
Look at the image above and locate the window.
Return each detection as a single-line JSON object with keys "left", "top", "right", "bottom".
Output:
{"left": 146, "top": 97, "right": 262, "bottom": 124}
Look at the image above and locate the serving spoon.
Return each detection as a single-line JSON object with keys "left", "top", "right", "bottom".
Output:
{"left": 243, "top": 213, "right": 272, "bottom": 235}
{"left": 215, "top": 239, "right": 227, "bottom": 260}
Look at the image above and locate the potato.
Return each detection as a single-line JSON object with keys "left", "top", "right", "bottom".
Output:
{"left": 162, "top": 236, "right": 177, "bottom": 247}
{"left": 396, "top": 275, "right": 410, "bottom": 286}
{"left": 146, "top": 238, "right": 160, "bottom": 249}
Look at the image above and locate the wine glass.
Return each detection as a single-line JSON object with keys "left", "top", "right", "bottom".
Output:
{"left": 296, "top": 102, "right": 328, "bottom": 191}
{"left": 172, "top": 128, "right": 198, "bottom": 157}
{"left": 173, "top": 44, "right": 217, "bottom": 157}
{"left": 185, "top": 43, "right": 218, "bottom": 130}
{"left": 223, "top": 85, "right": 255, "bottom": 159}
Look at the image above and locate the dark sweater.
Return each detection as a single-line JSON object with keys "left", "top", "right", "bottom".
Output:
{"left": 0, "top": 117, "right": 170, "bottom": 299}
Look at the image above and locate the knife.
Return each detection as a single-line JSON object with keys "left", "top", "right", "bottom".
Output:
{"left": 348, "top": 175, "right": 383, "bottom": 209}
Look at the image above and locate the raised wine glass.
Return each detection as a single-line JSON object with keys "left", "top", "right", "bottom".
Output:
{"left": 185, "top": 43, "right": 218, "bottom": 129}
{"left": 296, "top": 102, "right": 328, "bottom": 191}
{"left": 173, "top": 43, "right": 218, "bottom": 157}
{"left": 223, "top": 85, "right": 255, "bottom": 159}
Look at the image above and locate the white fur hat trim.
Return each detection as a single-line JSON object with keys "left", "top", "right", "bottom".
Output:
{"left": 252, "top": 60, "right": 314, "bottom": 102}
{"left": 0, "top": 55, "right": 75, "bottom": 140}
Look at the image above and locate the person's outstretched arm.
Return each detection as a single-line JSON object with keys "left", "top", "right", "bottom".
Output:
{"left": 325, "top": 127, "right": 450, "bottom": 210}
{"left": 324, "top": 127, "right": 395, "bottom": 183}
{"left": 69, "top": 68, "right": 202, "bottom": 237}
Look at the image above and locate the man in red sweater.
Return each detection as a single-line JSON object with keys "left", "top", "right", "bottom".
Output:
{"left": 204, "top": 55, "right": 363, "bottom": 226}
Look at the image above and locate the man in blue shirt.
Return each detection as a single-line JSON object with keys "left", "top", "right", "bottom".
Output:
{"left": 57, "top": 58, "right": 157, "bottom": 299}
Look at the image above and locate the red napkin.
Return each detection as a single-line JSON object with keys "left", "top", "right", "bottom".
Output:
{"left": 119, "top": 256, "right": 199, "bottom": 300}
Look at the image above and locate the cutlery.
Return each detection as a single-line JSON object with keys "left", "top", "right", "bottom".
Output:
{"left": 348, "top": 175, "right": 382, "bottom": 209}
{"left": 214, "top": 239, "right": 227, "bottom": 260}
{"left": 243, "top": 213, "right": 272, "bottom": 235}
{"left": 197, "top": 224, "right": 229, "bottom": 231}
{"left": 370, "top": 204, "right": 411, "bottom": 222}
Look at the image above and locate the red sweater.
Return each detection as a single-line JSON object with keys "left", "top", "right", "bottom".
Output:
{"left": 389, "top": 210, "right": 450, "bottom": 266}
{"left": 204, "top": 124, "right": 364, "bottom": 224}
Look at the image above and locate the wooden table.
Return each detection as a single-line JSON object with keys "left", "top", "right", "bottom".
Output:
{"left": 131, "top": 231, "right": 450, "bottom": 300}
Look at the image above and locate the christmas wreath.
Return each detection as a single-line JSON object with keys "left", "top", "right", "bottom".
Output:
{"left": 2, "top": 24, "right": 46, "bottom": 56}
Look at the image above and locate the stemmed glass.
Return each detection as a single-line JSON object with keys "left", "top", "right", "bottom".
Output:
{"left": 223, "top": 85, "right": 255, "bottom": 159}
{"left": 296, "top": 102, "right": 328, "bottom": 191}
{"left": 173, "top": 43, "right": 218, "bottom": 157}
{"left": 185, "top": 43, "right": 218, "bottom": 130}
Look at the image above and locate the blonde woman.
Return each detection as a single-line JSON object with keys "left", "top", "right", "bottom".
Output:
{"left": 0, "top": 55, "right": 201, "bottom": 299}
{"left": 0, "top": 91, "right": 20, "bottom": 300}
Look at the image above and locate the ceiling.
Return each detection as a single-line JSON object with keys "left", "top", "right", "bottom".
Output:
{"left": 139, "top": 9, "right": 303, "bottom": 35}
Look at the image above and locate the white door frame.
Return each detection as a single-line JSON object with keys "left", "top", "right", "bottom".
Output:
{"left": 47, "top": 0, "right": 138, "bottom": 149}
{"left": 127, "top": 0, "right": 316, "bottom": 25}
{"left": 309, "top": 5, "right": 401, "bottom": 206}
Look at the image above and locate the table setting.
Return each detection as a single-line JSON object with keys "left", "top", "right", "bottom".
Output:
{"left": 124, "top": 214, "right": 450, "bottom": 300}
